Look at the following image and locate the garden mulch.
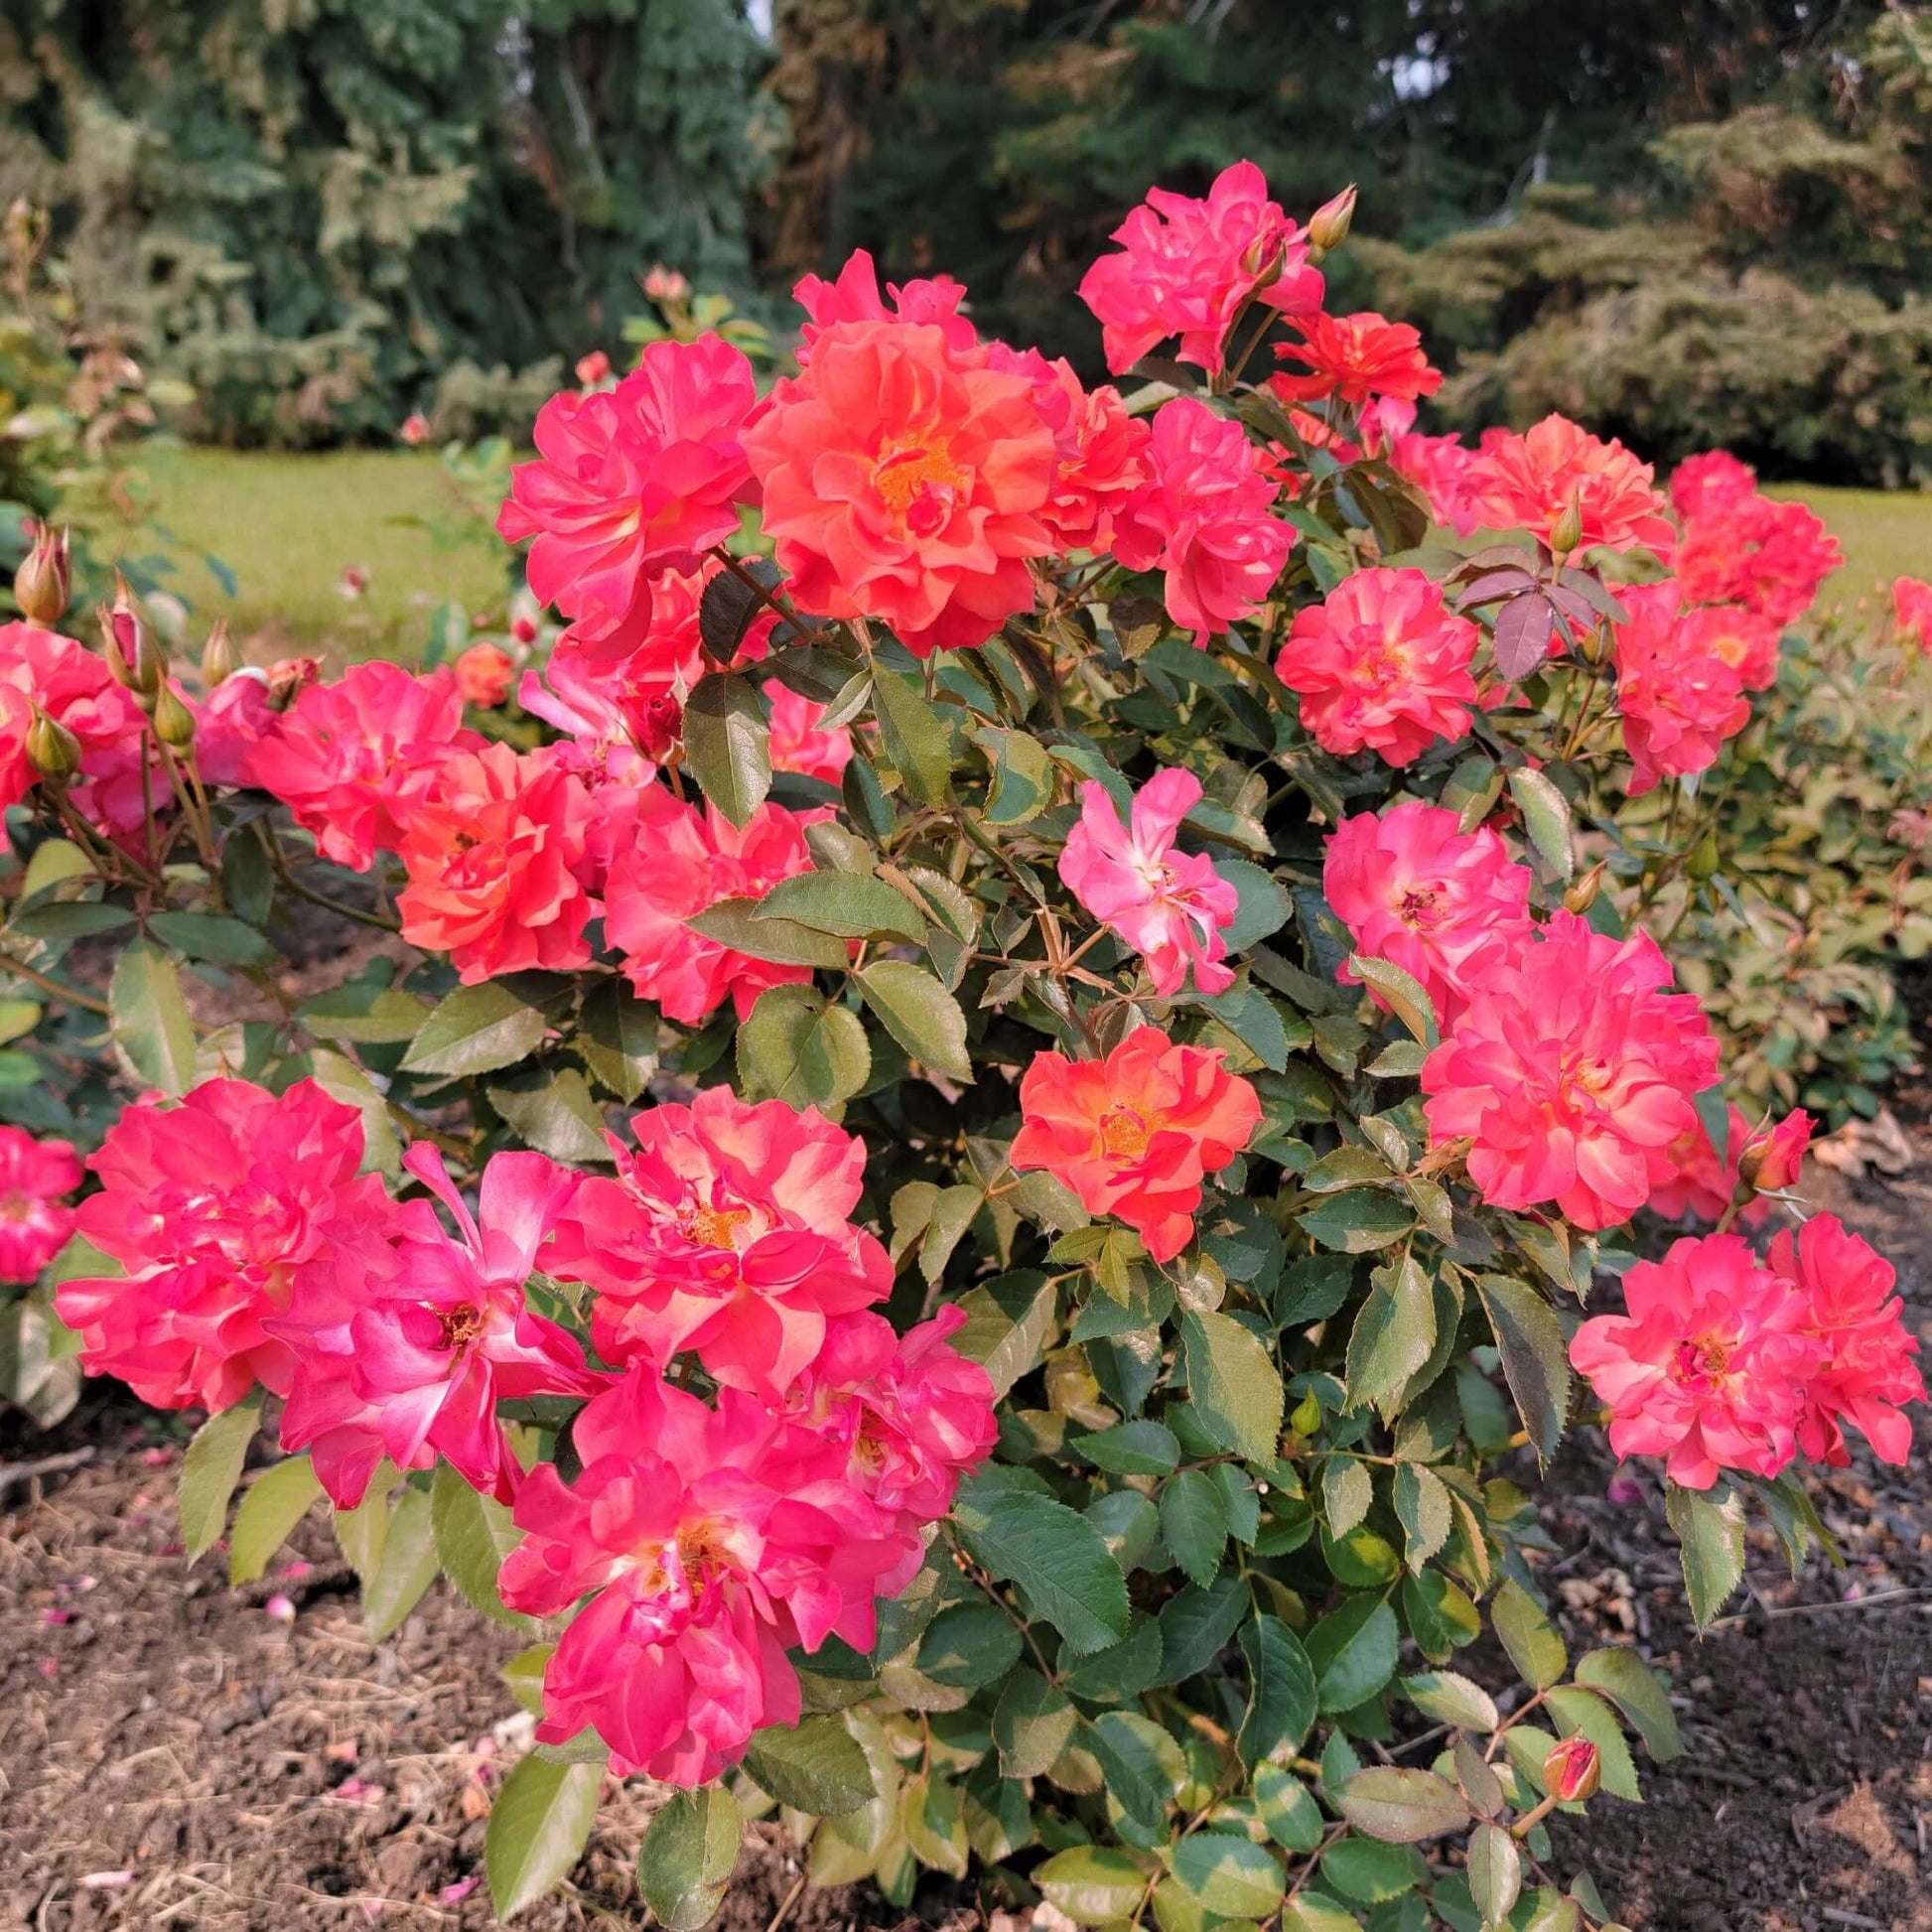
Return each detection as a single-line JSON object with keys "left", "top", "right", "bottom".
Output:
{"left": 4, "top": 1014, "right": 1930, "bottom": 1928}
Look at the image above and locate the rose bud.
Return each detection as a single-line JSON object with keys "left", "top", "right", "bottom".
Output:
{"left": 25, "top": 704, "right": 81, "bottom": 782}
{"left": 635, "top": 692, "right": 683, "bottom": 760}
{"left": 1307, "top": 184, "right": 1357, "bottom": 257}
{"left": 200, "top": 618, "right": 238, "bottom": 688}
{"left": 575, "top": 349, "right": 612, "bottom": 387}
{"left": 1563, "top": 860, "right": 1606, "bottom": 915}
{"left": 152, "top": 682, "right": 197, "bottom": 750}
{"left": 1737, "top": 1108, "right": 1812, "bottom": 1193}
{"left": 98, "top": 573, "right": 164, "bottom": 701}
{"left": 1550, "top": 492, "right": 1585, "bottom": 560}
{"left": 1543, "top": 1734, "right": 1600, "bottom": 1804}
{"left": 14, "top": 523, "right": 70, "bottom": 626}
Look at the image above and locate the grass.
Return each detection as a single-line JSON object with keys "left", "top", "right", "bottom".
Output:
{"left": 139, "top": 447, "right": 510, "bottom": 661}
{"left": 122, "top": 450, "right": 1932, "bottom": 658}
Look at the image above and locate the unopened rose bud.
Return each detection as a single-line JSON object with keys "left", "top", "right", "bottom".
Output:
{"left": 25, "top": 704, "right": 81, "bottom": 782}
{"left": 1564, "top": 861, "right": 1606, "bottom": 914}
{"left": 151, "top": 682, "right": 197, "bottom": 749}
{"left": 1289, "top": 1393, "right": 1323, "bottom": 1439}
{"left": 1307, "top": 184, "right": 1357, "bottom": 257}
{"left": 200, "top": 618, "right": 238, "bottom": 687}
{"left": 1550, "top": 492, "right": 1585, "bottom": 560}
{"left": 575, "top": 348, "right": 612, "bottom": 387}
{"left": 635, "top": 692, "right": 683, "bottom": 759}
{"left": 14, "top": 524, "right": 70, "bottom": 625}
{"left": 1240, "top": 234, "right": 1286, "bottom": 291}
{"left": 1736, "top": 1108, "right": 1813, "bottom": 1193}
{"left": 1688, "top": 828, "right": 1721, "bottom": 881}
{"left": 1543, "top": 1735, "right": 1599, "bottom": 1804}
{"left": 98, "top": 573, "right": 164, "bottom": 700}
{"left": 643, "top": 264, "right": 689, "bottom": 304}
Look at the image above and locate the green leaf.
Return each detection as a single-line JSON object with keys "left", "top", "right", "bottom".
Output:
{"left": 1035, "top": 1846, "right": 1152, "bottom": 1925}
{"left": 1322, "top": 1456, "right": 1374, "bottom": 1539}
{"left": 432, "top": 1460, "right": 530, "bottom": 1630}
{"left": 1075, "top": 1419, "right": 1180, "bottom": 1477}
{"left": 1319, "top": 1837, "right": 1426, "bottom": 1906}
{"left": 919, "top": 1183, "right": 982, "bottom": 1287}
{"left": 951, "top": 1477, "right": 1130, "bottom": 1655}
{"left": 0, "top": 998, "right": 41, "bottom": 1044}
{"left": 737, "top": 985, "right": 871, "bottom": 1111}
{"left": 1402, "top": 1670, "right": 1499, "bottom": 1732}
{"left": 488, "top": 1069, "right": 610, "bottom": 1163}
{"left": 362, "top": 1484, "right": 442, "bottom": 1640}
{"left": 683, "top": 671, "right": 771, "bottom": 827}
{"left": 976, "top": 726, "right": 1055, "bottom": 825}
{"left": 1348, "top": 955, "right": 1440, "bottom": 1047}
{"left": 401, "top": 977, "right": 565, "bottom": 1077}
{"left": 856, "top": 960, "right": 972, "bottom": 1082}
{"left": 994, "top": 1669, "right": 1078, "bottom": 1779}
{"left": 902, "top": 1773, "right": 970, "bottom": 1877}
{"left": 1238, "top": 1615, "right": 1317, "bottom": 1764}
{"left": 1575, "top": 1648, "right": 1685, "bottom": 1761}
{"left": 685, "top": 897, "right": 851, "bottom": 970}
{"left": 484, "top": 1753, "right": 603, "bottom": 1919}
{"left": 636, "top": 1784, "right": 743, "bottom": 1932}
{"left": 148, "top": 910, "right": 274, "bottom": 965}
{"left": 1306, "top": 1592, "right": 1399, "bottom": 1713}
{"left": 757, "top": 871, "right": 927, "bottom": 942}
{"left": 1544, "top": 1686, "right": 1642, "bottom": 1802}
{"left": 1301, "top": 1189, "right": 1415, "bottom": 1253}
{"left": 227, "top": 1454, "right": 323, "bottom": 1585}
{"left": 1217, "top": 861, "right": 1293, "bottom": 950}
{"left": 109, "top": 940, "right": 198, "bottom": 1096}
{"left": 872, "top": 671, "right": 954, "bottom": 805}
{"left": 1151, "top": 1467, "right": 1228, "bottom": 1591}
{"left": 1491, "top": 1579, "right": 1568, "bottom": 1691}
{"left": 1393, "top": 1463, "right": 1453, "bottom": 1575}
{"left": 1335, "top": 1768, "right": 1470, "bottom": 1843}
{"left": 1179, "top": 1309, "right": 1284, "bottom": 1465}
{"left": 1344, "top": 1255, "right": 1437, "bottom": 1415}
{"left": 917, "top": 1604, "right": 1023, "bottom": 1691}
{"left": 1468, "top": 1821, "right": 1523, "bottom": 1923}
{"left": 297, "top": 985, "right": 431, "bottom": 1046}
{"left": 1474, "top": 1274, "right": 1571, "bottom": 1466}
{"left": 332, "top": 1463, "right": 401, "bottom": 1585}
{"left": 11, "top": 900, "right": 133, "bottom": 939}
{"left": 950, "top": 1271, "right": 1056, "bottom": 1400}
{"left": 18, "top": 837, "right": 95, "bottom": 904}
{"left": 1156, "top": 1575, "right": 1250, "bottom": 1683}
{"left": 1088, "top": 1711, "right": 1180, "bottom": 1828}
{"left": 179, "top": 1392, "right": 263, "bottom": 1562}
{"left": 577, "top": 979, "right": 657, "bottom": 1101}
{"left": 1256, "top": 1764, "right": 1326, "bottom": 1854}
{"left": 1507, "top": 767, "right": 1576, "bottom": 882}
{"left": 1665, "top": 1480, "right": 1747, "bottom": 1631}
{"left": 1168, "top": 1833, "right": 1285, "bottom": 1918}
{"left": 743, "top": 1716, "right": 877, "bottom": 1815}
{"left": 305, "top": 1048, "right": 402, "bottom": 1178}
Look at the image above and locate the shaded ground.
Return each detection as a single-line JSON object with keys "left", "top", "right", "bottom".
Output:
{"left": 3, "top": 1003, "right": 1929, "bottom": 1928}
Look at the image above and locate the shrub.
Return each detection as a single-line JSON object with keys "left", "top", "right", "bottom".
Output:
{"left": 3, "top": 161, "right": 1923, "bottom": 1931}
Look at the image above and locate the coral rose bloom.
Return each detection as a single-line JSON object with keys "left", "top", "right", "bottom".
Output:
{"left": 1772, "top": 1213, "right": 1925, "bottom": 1468}
{"left": 793, "top": 248, "right": 976, "bottom": 363}
{"left": 549, "top": 1086, "right": 893, "bottom": 1399}
{"left": 1570, "top": 1232, "right": 1819, "bottom": 1489}
{"left": 0, "top": 1126, "right": 82, "bottom": 1285}
{"left": 57, "top": 1078, "right": 384, "bottom": 1413}
{"left": 395, "top": 744, "right": 597, "bottom": 983}
{"left": 0, "top": 620, "right": 150, "bottom": 836}
{"left": 1322, "top": 802, "right": 1532, "bottom": 1028}
{"left": 767, "top": 682, "right": 853, "bottom": 785}
{"left": 1113, "top": 397, "right": 1290, "bottom": 643}
{"left": 1464, "top": 414, "right": 1676, "bottom": 557}
{"left": 1270, "top": 311, "right": 1443, "bottom": 409}
{"left": 1422, "top": 912, "right": 1720, "bottom": 1230}
{"left": 1676, "top": 492, "right": 1840, "bottom": 626}
{"left": 1669, "top": 451, "right": 1757, "bottom": 521}
{"left": 746, "top": 318, "right": 1056, "bottom": 655}
{"left": 454, "top": 642, "right": 515, "bottom": 707}
{"left": 1058, "top": 767, "right": 1239, "bottom": 998}
{"left": 243, "top": 660, "right": 480, "bottom": 871}
{"left": 496, "top": 335, "right": 759, "bottom": 658}
{"left": 1890, "top": 575, "right": 1932, "bottom": 653}
{"left": 1011, "top": 1028, "right": 1261, "bottom": 1263}
{"left": 1611, "top": 582, "right": 1750, "bottom": 796}
{"left": 1276, "top": 566, "right": 1478, "bottom": 767}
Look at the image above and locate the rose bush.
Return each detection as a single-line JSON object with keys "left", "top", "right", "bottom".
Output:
{"left": 1, "top": 162, "right": 1923, "bottom": 1931}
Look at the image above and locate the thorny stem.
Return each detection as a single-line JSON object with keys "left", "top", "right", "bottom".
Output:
{"left": 0, "top": 952, "right": 111, "bottom": 1017}
{"left": 706, "top": 543, "right": 821, "bottom": 644}
{"left": 261, "top": 825, "right": 404, "bottom": 933}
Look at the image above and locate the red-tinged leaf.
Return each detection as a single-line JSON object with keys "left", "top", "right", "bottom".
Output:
{"left": 1455, "top": 567, "right": 1538, "bottom": 609}
{"left": 1491, "top": 593, "right": 1557, "bottom": 682}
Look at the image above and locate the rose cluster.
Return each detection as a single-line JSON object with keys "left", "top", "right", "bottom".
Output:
{"left": 56, "top": 1078, "right": 996, "bottom": 1784}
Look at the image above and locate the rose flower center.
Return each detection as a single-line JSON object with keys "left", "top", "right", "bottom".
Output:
{"left": 1098, "top": 1105, "right": 1153, "bottom": 1159}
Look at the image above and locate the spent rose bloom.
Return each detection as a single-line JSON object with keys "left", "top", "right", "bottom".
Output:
{"left": 454, "top": 642, "right": 515, "bottom": 708}
{"left": 499, "top": 1365, "right": 920, "bottom": 1784}
{"left": 0, "top": 1126, "right": 82, "bottom": 1285}
{"left": 1112, "top": 397, "right": 1290, "bottom": 644}
{"left": 57, "top": 1079, "right": 384, "bottom": 1413}
{"left": 1011, "top": 1029, "right": 1260, "bottom": 1263}
{"left": 1322, "top": 803, "right": 1533, "bottom": 1028}
{"left": 793, "top": 249, "right": 977, "bottom": 363}
{"left": 1890, "top": 576, "right": 1932, "bottom": 653}
{"left": 1422, "top": 912, "right": 1720, "bottom": 1230}
{"left": 394, "top": 744, "right": 598, "bottom": 983}
{"left": 1611, "top": 582, "right": 1751, "bottom": 796}
{"left": 745, "top": 318, "right": 1057, "bottom": 655}
{"left": 1270, "top": 311, "right": 1443, "bottom": 410}
{"left": 1058, "top": 767, "right": 1239, "bottom": 997}
{"left": 1569, "top": 1232, "right": 1819, "bottom": 1488}
{"left": 1676, "top": 489, "right": 1841, "bottom": 626}
{"left": 549, "top": 1087, "right": 892, "bottom": 1399}
{"left": 496, "top": 336, "right": 759, "bottom": 658}
{"left": 1771, "top": 1214, "right": 1924, "bottom": 1468}
{"left": 1464, "top": 414, "right": 1676, "bottom": 557}
{"left": 1077, "top": 161, "right": 1324, "bottom": 376}
{"left": 767, "top": 682, "right": 853, "bottom": 785}
{"left": 274, "top": 1147, "right": 605, "bottom": 1508}
{"left": 1276, "top": 566, "right": 1478, "bottom": 766}
{"left": 604, "top": 789, "right": 825, "bottom": 1024}
{"left": 243, "top": 661, "right": 480, "bottom": 871}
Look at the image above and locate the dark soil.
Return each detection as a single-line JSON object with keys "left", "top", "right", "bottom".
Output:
{"left": 3, "top": 986, "right": 1928, "bottom": 1929}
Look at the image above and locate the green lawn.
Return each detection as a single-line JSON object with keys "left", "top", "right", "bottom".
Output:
{"left": 141, "top": 447, "right": 509, "bottom": 662}
{"left": 126, "top": 450, "right": 1932, "bottom": 660}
